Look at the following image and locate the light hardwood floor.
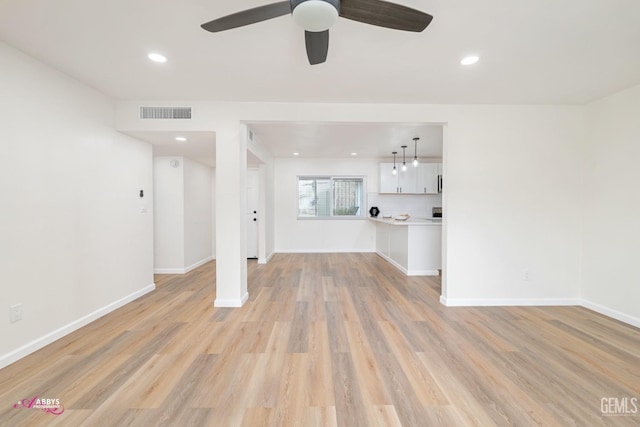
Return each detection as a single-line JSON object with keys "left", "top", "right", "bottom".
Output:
{"left": 1, "top": 253, "right": 639, "bottom": 426}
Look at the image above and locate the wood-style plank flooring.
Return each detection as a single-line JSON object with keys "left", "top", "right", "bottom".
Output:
{"left": 1, "top": 253, "right": 639, "bottom": 426}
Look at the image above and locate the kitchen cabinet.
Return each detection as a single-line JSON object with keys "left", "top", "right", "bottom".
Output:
{"left": 371, "top": 218, "right": 441, "bottom": 276}
{"left": 379, "top": 162, "right": 442, "bottom": 194}
{"left": 379, "top": 162, "right": 418, "bottom": 193}
{"left": 417, "top": 163, "right": 439, "bottom": 194}
{"left": 379, "top": 163, "right": 398, "bottom": 193}
{"left": 397, "top": 164, "right": 417, "bottom": 193}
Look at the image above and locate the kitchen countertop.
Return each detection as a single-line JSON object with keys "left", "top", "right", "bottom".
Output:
{"left": 369, "top": 217, "right": 442, "bottom": 226}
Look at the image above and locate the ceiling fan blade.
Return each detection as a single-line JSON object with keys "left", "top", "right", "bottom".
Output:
{"left": 339, "top": 0, "right": 433, "bottom": 32}
{"left": 201, "top": 1, "right": 292, "bottom": 33}
{"left": 305, "top": 30, "right": 329, "bottom": 65}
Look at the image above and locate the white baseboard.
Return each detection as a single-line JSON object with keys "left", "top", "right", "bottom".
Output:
{"left": 581, "top": 299, "right": 640, "bottom": 328}
{"left": 154, "top": 268, "right": 185, "bottom": 274}
{"left": 408, "top": 270, "right": 440, "bottom": 277}
{"left": 258, "top": 252, "right": 274, "bottom": 265}
{"left": 0, "top": 283, "right": 156, "bottom": 370}
{"left": 376, "top": 252, "right": 439, "bottom": 277}
{"left": 274, "top": 249, "right": 376, "bottom": 254}
{"left": 185, "top": 256, "right": 214, "bottom": 273}
{"left": 439, "top": 296, "right": 581, "bottom": 307}
{"left": 154, "top": 256, "right": 214, "bottom": 275}
{"left": 214, "top": 292, "right": 249, "bottom": 308}
{"left": 438, "top": 296, "right": 640, "bottom": 329}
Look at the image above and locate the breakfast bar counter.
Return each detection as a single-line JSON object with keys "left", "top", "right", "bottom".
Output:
{"left": 370, "top": 217, "right": 442, "bottom": 276}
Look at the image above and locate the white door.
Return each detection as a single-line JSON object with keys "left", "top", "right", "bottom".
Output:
{"left": 247, "top": 169, "right": 259, "bottom": 259}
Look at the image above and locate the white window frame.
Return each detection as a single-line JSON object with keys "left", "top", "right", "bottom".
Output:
{"left": 297, "top": 175, "right": 366, "bottom": 220}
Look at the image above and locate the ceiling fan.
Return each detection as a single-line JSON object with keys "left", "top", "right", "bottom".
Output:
{"left": 201, "top": 0, "right": 433, "bottom": 65}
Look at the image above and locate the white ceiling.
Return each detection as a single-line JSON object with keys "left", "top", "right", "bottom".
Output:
{"left": 2, "top": 0, "right": 639, "bottom": 164}
{"left": 248, "top": 121, "right": 443, "bottom": 159}
{"left": 1, "top": 0, "right": 639, "bottom": 105}
{"left": 124, "top": 131, "right": 216, "bottom": 167}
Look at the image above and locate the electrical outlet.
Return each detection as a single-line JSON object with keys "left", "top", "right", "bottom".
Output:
{"left": 10, "top": 304, "right": 22, "bottom": 323}
{"left": 523, "top": 270, "right": 530, "bottom": 281}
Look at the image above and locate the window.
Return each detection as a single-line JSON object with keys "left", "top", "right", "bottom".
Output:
{"left": 298, "top": 176, "right": 365, "bottom": 219}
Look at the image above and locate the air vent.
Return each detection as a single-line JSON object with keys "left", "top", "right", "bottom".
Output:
{"left": 139, "top": 106, "right": 192, "bottom": 120}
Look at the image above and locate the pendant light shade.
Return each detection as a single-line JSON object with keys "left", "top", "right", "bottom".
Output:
{"left": 392, "top": 151, "right": 398, "bottom": 175}
{"left": 401, "top": 145, "right": 407, "bottom": 172}
{"left": 412, "top": 137, "right": 419, "bottom": 167}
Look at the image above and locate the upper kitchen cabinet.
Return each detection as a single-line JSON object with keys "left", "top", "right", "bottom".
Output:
{"left": 379, "top": 163, "right": 418, "bottom": 193}
{"left": 380, "top": 162, "right": 442, "bottom": 194}
{"left": 397, "top": 164, "right": 418, "bottom": 193}
{"left": 379, "top": 163, "right": 398, "bottom": 193}
{"left": 417, "top": 163, "right": 439, "bottom": 194}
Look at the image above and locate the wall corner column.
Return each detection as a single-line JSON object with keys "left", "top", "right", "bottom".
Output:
{"left": 214, "top": 124, "right": 248, "bottom": 307}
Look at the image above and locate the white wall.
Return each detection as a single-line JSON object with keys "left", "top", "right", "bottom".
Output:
{"left": 153, "top": 157, "right": 185, "bottom": 270}
{"left": 183, "top": 158, "right": 213, "bottom": 269}
{"left": 264, "top": 161, "right": 276, "bottom": 260}
{"left": 582, "top": 85, "right": 640, "bottom": 325}
{"left": 274, "top": 157, "right": 379, "bottom": 252}
{"left": 211, "top": 169, "right": 216, "bottom": 260}
{"left": 443, "top": 107, "right": 585, "bottom": 304}
{"left": 0, "top": 42, "right": 154, "bottom": 367}
{"left": 368, "top": 193, "right": 442, "bottom": 219}
{"left": 116, "top": 100, "right": 586, "bottom": 310}
{"left": 153, "top": 156, "right": 212, "bottom": 273}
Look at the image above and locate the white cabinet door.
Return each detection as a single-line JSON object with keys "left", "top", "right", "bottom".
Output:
{"left": 379, "top": 163, "right": 398, "bottom": 193}
{"left": 380, "top": 162, "right": 440, "bottom": 194}
{"left": 417, "top": 163, "right": 439, "bottom": 194}
{"left": 397, "top": 165, "right": 417, "bottom": 193}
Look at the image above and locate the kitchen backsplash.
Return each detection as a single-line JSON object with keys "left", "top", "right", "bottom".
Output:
{"left": 367, "top": 192, "right": 442, "bottom": 219}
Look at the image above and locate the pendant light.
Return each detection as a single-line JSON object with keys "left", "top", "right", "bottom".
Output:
{"left": 412, "top": 137, "right": 419, "bottom": 167}
{"left": 392, "top": 151, "right": 398, "bottom": 175}
{"left": 401, "top": 145, "right": 407, "bottom": 171}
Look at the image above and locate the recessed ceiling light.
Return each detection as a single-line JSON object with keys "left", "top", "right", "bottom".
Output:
{"left": 175, "top": 136, "right": 187, "bottom": 142}
{"left": 293, "top": 152, "right": 300, "bottom": 156}
{"left": 148, "top": 53, "right": 167, "bottom": 63}
{"left": 351, "top": 152, "right": 357, "bottom": 156}
{"left": 461, "top": 55, "right": 479, "bottom": 65}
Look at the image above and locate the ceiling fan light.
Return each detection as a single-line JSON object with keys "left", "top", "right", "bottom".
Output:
{"left": 292, "top": 0, "right": 339, "bottom": 32}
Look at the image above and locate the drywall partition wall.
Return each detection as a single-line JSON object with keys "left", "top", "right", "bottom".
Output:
{"left": 441, "top": 107, "right": 584, "bottom": 305}
{"left": 154, "top": 157, "right": 185, "bottom": 272}
{"left": 183, "top": 158, "right": 213, "bottom": 270}
{"left": 211, "top": 169, "right": 216, "bottom": 260}
{"left": 259, "top": 161, "right": 276, "bottom": 263}
{"left": 116, "top": 101, "right": 584, "bottom": 307}
{"left": 265, "top": 160, "right": 276, "bottom": 261}
{"left": 153, "top": 157, "right": 213, "bottom": 273}
{"left": 274, "top": 157, "right": 378, "bottom": 253}
{"left": 0, "top": 42, "right": 154, "bottom": 368}
{"left": 582, "top": 85, "right": 640, "bottom": 326}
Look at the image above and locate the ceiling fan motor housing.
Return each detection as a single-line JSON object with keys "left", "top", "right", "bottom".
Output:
{"left": 291, "top": 0, "right": 341, "bottom": 32}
